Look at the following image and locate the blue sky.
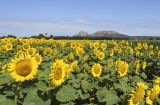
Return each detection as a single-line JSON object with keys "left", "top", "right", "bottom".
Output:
{"left": 0, "top": 0, "right": 160, "bottom": 36}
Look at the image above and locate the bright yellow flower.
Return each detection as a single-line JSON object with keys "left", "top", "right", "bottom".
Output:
{"left": 93, "top": 42, "right": 99, "bottom": 49}
{"left": 27, "top": 48, "right": 36, "bottom": 56}
{"left": 66, "top": 53, "right": 74, "bottom": 62}
{"left": 134, "top": 60, "right": 140, "bottom": 72}
{"left": 34, "top": 53, "right": 42, "bottom": 65}
{"left": 128, "top": 82, "right": 148, "bottom": 105}
{"left": 76, "top": 47, "right": 84, "bottom": 56}
{"left": 107, "top": 59, "right": 114, "bottom": 68}
{"left": 100, "top": 43, "right": 107, "bottom": 51}
{"left": 142, "top": 61, "right": 147, "bottom": 70}
{"left": 5, "top": 43, "right": 13, "bottom": 51}
{"left": 97, "top": 52, "right": 105, "bottom": 60}
{"left": 154, "top": 77, "right": 160, "bottom": 85}
{"left": 91, "top": 63, "right": 102, "bottom": 78}
{"left": 137, "top": 43, "right": 142, "bottom": 49}
{"left": 8, "top": 53, "right": 38, "bottom": 82}
{"left": 109, "top": 50, "right": 114, "bottom": 56}
{"left": 22, "top": 43, "right": 30, "bottom": 51}
{"left": 50, "top": 60, "right": 68, "bottom": 87}
{"left": 83, "top": 55, "right": 89, "bottom": 62}
{"left": 146, "top": 85, "right": 160, "bottom": 105}
{"left": 116, "top": 60, "right": 128, "bottom": 77}
{"left": 70, "top": 60, "right": 78, "bottom": 72}
{"left": 0, "top": 45, "right": 7, "bottom": 52}
{"left": 44, "top": 47, "right": 52, "bottom": 55}
{"left": 143, "top": 43, "right": 148, "bottom": 49}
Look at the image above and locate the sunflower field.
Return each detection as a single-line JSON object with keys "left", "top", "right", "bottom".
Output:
{"left": 0, "top": 38, "right": 160, "bottom": 105}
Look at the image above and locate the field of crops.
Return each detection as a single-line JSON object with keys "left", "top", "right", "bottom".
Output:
{"left": 0, "top": 38, "right": 160, "bottom": 105}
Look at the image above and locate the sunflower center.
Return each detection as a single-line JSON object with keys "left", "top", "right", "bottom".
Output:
{"left": 119, "top": 65, "right": 126, "bottom": 74}
{"left": 94, "top": 66, "right": 100, "bottom": 74}
{"left": 24, "top": 44, "right": 29, "bottom": 49}
{"left": 98, "top": 53, "right": 104, "bottom": 58}
{"left": 1, "top": 46, "right": 7, "bottom": 51}
{"left": 15, "top": 60, "right": 32, "bottom": 77}
{"left": 78, "top": 49, "right": 83, "bottom": 55}
{"left": 7, "top": 45, "right": 12, "bottom": 49}
{"left": 35, "top": 56, "right": 40, "bottom": 63}
{"left": 132, "top": 87, "right": 145, "bottom": 104}
{"left": 54, "top": 67, "right": 62, "bottom": 80}
{"left": 149, "top": 90, "right": 157, "bottom": 101}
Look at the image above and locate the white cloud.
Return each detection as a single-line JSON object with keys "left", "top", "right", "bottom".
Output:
{"left": 0, "top": 18, "right": 160, "bottom": 37}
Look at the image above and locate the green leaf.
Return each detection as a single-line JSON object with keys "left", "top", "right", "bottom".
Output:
{"left": 77, "top": 90, "right": 89, "bottom": 100}
{"left": 102, "top": 74, "right": 110, "bottom": 80}
{"left": 23, "top": 88, "right": 51, "bottom": 105}
{"left": 96, "top": 88, "right": 120, "bottom": 105}
{"left": 60, "top": 101, "right": 75, "bottom": 105}
{"left": 56, "top": 85, "right": 78, "bottom": 102}
{"left": 81, "top": 80, "right": 94, "bottom": 92}
{"left": 114, "top": 78, "right": 133, "bottom": 93}
{"left": 0, "top": 73, "right": 11, "bottom": 85}
{"left": 36, "top": 81, "right": 48, "bottom": 91}
{"left": 70, "top": 79, "right": 80, "bottom": 89}
{"left": 140, "top": 72, "right": 147, "bottom": 79}
{"left": 131, "top": 75, "right": 143, "bottom": 83}
{"left": 0, "top": 95, "right": 16, "bottom": 105}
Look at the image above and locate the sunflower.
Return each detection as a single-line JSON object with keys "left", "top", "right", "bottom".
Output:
{"left": 146, "top": 85, "right": 160, "bottom": 105}
{"left": 1, "top": 64, "right": 9, "bottom": 72}
{"left": 76, "top": 47, "right": 84, "bottom": 56}
{"left": 34, "top": 53, "right": 42, "bottom": 65}
{"left": 109, "top": 50, "right": 114, "bottom": 56}
{"left": 130, "top": 48, "right": 134, "bottom": 55}
{"left": 70, "top": 60, "right": 78, "bottom": 72}
{"left": 83, "top": 55, "right": 89, "bottom": 62}
{"left": 71, "top": 42, "right": 77, "bottom": 49}
{"left": 66, "top": 53, "right": 74, "bottom": 62}
{"left": 136, "top": 51, "right": 140, "bottom": 57}
{"left": 142, "top": 61, "right": 147, "bottom": 70}
{"left": 94, "top": 49, "right": 100, "bottom": 55}
{"left": 5, "top": 43, "right": 13, "bottom": 51}
{"left": 44, "top": 48, "right": 52, "bottom": 55}
{"left": 16, "top": 51, "right": 27, "bottom": 58}
{"left": 128, "top": 82, "right": 148, "bottom": 105}
{"left": 27, "top": 48, "right": 36, "bottom": 56}
{"left": 143, "top": 43, "right": 148, "bottom": 49}
{"left": 93, "top": 42, "right": 99, "bottom": 49}
{"left": 100, "top": 43, "right": 107, "bottom": 51}
{"left": 8, "top": 53, "right": 38, "bottom": 82}
{"left": 154, "top": 77, "right": 160, "bottom": 85}
{"left": 137, "top": 43, "right": 142, "bottom": 49}
{"left": 0, "top": 45, "right": 7, "bottom": 52}
{"left": 22, "top": 43, "right": 30, "bottom": 51}
{"left": 91, "top": 63, "right": 102, "bottom": 78}
{"left": 107, "top": 59, "right": 114, "bottom": 68}
{"left": 50, "top": 60, "right": 68, "bottom": 87}
{"left": 134, "top": 60, "right": 140, "bottom": 72}
{"left": 97, "top": 52, "right": 105, "bottom": 60}
{"left": 116, "top": 60, "right": 128, "bottom": 77}
{"left": 89, "top": 42, "right": 94, "bottom": 49}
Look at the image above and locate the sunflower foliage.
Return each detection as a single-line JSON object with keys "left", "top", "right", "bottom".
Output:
{"left": 0, "top": 38, "right": 160, "bottom": 105}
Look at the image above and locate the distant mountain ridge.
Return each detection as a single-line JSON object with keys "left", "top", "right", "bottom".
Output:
{"left": 94, "top": 30, "right": 120, "bottom": 35}
{"left": 75, "top": 31, "right": 89, "bottom": 36}
{"left": 74, "top": 30, "right": 128, "bottom": 38}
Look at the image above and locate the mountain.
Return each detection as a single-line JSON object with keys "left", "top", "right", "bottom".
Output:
{"left": 94, "top": 30, "right": 120, "bottom": 35}
{"left": 75, "top": 31, "right": 89, "bottom": 36}
{"left": 92, "top": 30, "right": 128, "bottom": 38}
{"left": 73, "top": 30, "right": 129, "bottom": 38}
